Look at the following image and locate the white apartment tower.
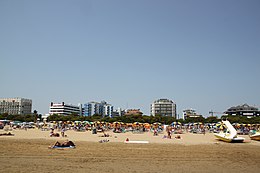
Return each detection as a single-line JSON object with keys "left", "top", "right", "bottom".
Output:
{"left": 103, "top": 104, "right": 113, "bottom": 117}
{"left": 151, "top": 98, "right": 176, "bottom": 118}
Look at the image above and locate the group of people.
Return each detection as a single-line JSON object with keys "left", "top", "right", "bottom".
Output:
{"left": 165, "top": 126, "right": 182, "bottom": 139}
{"left": 49, "top": 125, "right": 66, "bottom": 137}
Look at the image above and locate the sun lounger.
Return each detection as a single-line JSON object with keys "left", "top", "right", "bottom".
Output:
{"left": 124, "top": 140, "right": 149, "bottom": 144}
{"left": 124, "top": 138, "right": 149, "bottom": 144}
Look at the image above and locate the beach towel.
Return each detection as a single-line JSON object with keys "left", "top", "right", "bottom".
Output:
{"left": 49, "top": 145, "right": 75, "bottom": 149}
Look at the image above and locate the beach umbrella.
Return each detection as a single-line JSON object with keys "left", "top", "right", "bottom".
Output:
{"left": 171, "top": 122, "right": 181, "bottom": 126}
{"left": 133, "top": 122, "right": 141, "bottom": 128}
{"left": 12, "top": 121, "right": 22, "bottom": 125}
{"left": 113, "top": 121, "right": 120, "bottom": 125}
{"left": 113, "top": 121, "right": 121, "bottom": 128}
{"left": 153, "top": 122, "right": 161, "bottom": 128}
{"left": 188, "top": 123, "right": 194, "bottom": 126}
{"left": 39, "top": 122, "right": 44, "bottom": 126}
{"left": 83, "top": 121, "right": 90, "bottom": 124}
{"left": 143, "top": 123, "right": 150, "bottom": 128}
{"left": 241, "top": 124, "right": 247, "bottom": 127}
{"left": 232, "top": 123, "right": 240, "bottom": 128}
{"left": 126, "top": 123, "right": 133, "bottom": 127}
{"left": 216, "top": 122, "right": 226, "bottom": 130}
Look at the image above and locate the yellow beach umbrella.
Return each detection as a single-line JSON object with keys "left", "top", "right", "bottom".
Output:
{"left": 216, "top": 122, "right": 226, "bottom": 130}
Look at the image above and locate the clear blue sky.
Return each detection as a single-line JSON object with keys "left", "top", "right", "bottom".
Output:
{"left": 1, "top": 0, "right": 260, "bottom": 117}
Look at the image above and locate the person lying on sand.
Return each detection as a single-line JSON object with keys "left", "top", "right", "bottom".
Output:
{"left": 175, "top": 135, "right": 181, "bottom": 139}
{"left": 99, "top": 139, "right": 109, "bottom": 143}
{"left": 0, "top": 132, "right": 14, "bottom": 136}
{"left": 99, "top": 132, "right": 110, "bottom": 137}
{"left": 50, "top": 128, "right": 60, "bottom": 137}
{"left": 49, "top": 140, "right": 75, "bottom": 148}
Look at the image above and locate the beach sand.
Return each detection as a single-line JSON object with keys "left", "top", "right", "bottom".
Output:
{"left": 0, "top": 129, "right": 260, "bottom": 173}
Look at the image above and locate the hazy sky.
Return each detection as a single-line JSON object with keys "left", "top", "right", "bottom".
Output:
{"left": 1, "top": 0, "right": 260, "bottom": 117}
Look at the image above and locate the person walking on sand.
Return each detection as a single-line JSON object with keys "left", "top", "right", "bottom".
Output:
{"left": 154, "top": 129, "right": 158, "bottom": 136}
{"left": 166, "top": 126, "right": 172, "bottom": 139}
{"left": 61, "top": 124, "right": 66, "bottom": 137}
{"left": 167, "top": 130, "right": 171, "bottom": 139}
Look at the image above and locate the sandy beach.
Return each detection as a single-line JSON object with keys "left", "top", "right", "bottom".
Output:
{"left": 1, "top": 128, "right": 260, "bottom": 173}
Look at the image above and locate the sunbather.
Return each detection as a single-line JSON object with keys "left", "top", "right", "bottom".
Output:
{"left": 0, "top": 132, "right": 14, "bottom": 136}
{"left": 175, "top": 135, "right": 181, "bottom": 139}
{"left": 99, "top": 132, "right": 110, "bottom": 137}
{"left": 49, "top": 140, "right": 75, "bottom": 148}
{"left": 99, "top": 139, "right": 109, "bottom": 143}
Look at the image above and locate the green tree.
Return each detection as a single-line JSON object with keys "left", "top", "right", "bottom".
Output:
{"left": 205, "top": 116, "right": 220, "bottom": 123}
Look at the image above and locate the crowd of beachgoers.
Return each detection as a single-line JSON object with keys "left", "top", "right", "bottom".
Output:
{"left": 1, "top": 120, "right": 260, "bottom": 138}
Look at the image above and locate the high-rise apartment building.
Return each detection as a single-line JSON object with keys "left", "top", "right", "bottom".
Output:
{"left": 83, "top": 101, "right": 113, "bottom": 117}
{"left": 103, "top": 104, "right": 113, "bottom": 117}
{"left": 83, "top": 102, "right": 100, "bottom": 116}
{"left": 0, "top": 97, "right": 32, "bottom": 115}
{"left": 49, "top": 102, "right": 81, "bottom": 116}
{"left": 151, "top": 98, "right": 176, "bottom": 118}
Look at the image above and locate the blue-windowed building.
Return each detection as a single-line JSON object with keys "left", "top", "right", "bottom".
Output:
{"left": 83, "top": 101, "right": 113, "bottom": 117}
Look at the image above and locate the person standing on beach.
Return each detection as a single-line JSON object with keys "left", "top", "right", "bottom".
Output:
{"left": 61, "top": 124, "right": 66, "bottom": 137}
{"left": 166, "top": 126, "right": 171, "bottom": 139}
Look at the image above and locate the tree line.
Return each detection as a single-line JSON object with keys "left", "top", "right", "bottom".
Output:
{"left": 1, "top": 112, "right": 260, "bottom": 124}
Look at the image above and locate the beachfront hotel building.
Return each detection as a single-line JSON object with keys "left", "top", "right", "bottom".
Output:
{"left": 83, "top": 101, "right": 113, "bottom": 117}
{"left": 111, "top": 108, "right": 124, "bottom": 117}
{"left": 49, "top": 102, "right": 81, "bottom": 116}
{"left": 0, "top": 97, "right": 32, "bottom": 115}
{"left": 182, "top": 109, "right": 202, "bottom": 120}
{"left": 224, "top": 104, "right": 260, "bottom": 118}
{"left": 151, "top": 98, "right": 176, "bottom": 118}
